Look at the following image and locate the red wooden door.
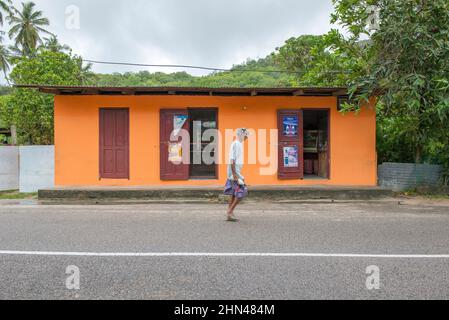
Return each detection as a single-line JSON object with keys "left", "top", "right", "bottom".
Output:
{"left": 278, "top": 110, "right": 304, "bottom": 180}
{"left": 100, "top": 108, "right": 129, "bottom": 179}
{"left": 160, "top": 109, "right": 190, "bottom": 180}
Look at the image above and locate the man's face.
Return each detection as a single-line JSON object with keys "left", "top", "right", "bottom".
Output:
{"left": 238, "top": 135, "right": 248, "bottom": 142}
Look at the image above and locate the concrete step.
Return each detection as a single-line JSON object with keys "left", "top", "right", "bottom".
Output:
{"left": 38, "top": 186, "right": 393, "bottom": 202}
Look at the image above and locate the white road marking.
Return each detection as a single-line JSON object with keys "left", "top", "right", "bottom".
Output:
{"left": 1, "top": 251, "right": 449, "bottom": 258}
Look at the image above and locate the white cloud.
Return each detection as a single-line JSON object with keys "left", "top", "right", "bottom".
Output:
{"left": 2, "top": 0, "right": 335, "bottom": 82}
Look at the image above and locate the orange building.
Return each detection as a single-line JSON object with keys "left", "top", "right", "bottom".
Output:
{"left": 22, "top": 86, "right": 377, "bottom": 188}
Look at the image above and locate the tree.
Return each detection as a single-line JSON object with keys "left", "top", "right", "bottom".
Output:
{"left": 329, "top": 0, "right": 449, "bottom": 165}
{"left": 2, "top": 50, "right": 85, "bottom": 145}
{"left": 0, "top": 0, "right": 11, "bottom": 26}
{"left": 73, "top": 55, "right": 95, "bottom": 85}
{"left": 41, "top": 35, "right": 70, "bottom": 53}
{"left": 0, "top": 1, "right": 11, "bottom": 79}
{"left": 274, "top": 35, "right": 338, "bottom": 86}
{"left": 272, "top": 34, "right": 363, "bottom": 87}
{"left": 0, "top": 40, "right": 10, "bottom": 79}
{"left": 7, "top": 1, "right": 52, "bottom": 56}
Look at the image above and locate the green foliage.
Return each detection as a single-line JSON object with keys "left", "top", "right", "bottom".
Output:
{"left": 0, "top": 95, "right": 11, "bottom": 144}
{"left": 376, "top": 108, "right": 415, "bottom": 164}
{"left": 0, "top": 85, "right": 12, "bottom": 95}
{"left": 7, "top": 1, "right": 52, "bottom": 56}
{"left": 329, "top": 0, "right": 449, "bottom": 177}
{"left": 0, "top": 42, "right": 10, "bottom": 78}
{"left": 425, "top": 130, "right": 449, "bottom": 185}
{"left": 274, "top": 34, "right": 350, "bottom": 86}
{"left": 41, "top": 35, "right": 71, "bottom": 53}
{"left": 92, "top": 56, "right": 294, "bottom": 88}
{"left": 0, "top": 190, "right": 37, "bottom": 199}
{"left": 2, "top": 50, "right": 85, "bottom": 145}
{"left": 0, "top": 0, "right": 11, "bottom": 26}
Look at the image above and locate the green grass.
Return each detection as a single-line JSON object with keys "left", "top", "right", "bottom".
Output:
{"left": 0, "top": 190, "right": 37, "bottom": 200}
{"left": 399, "top": 186, "right": 449, "bottom": 199}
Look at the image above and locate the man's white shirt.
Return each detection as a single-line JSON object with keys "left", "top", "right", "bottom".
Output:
{"left": 227, "top": 140, "right": 244, "bottom": 180}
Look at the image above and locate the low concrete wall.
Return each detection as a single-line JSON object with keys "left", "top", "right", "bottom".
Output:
{"left": 19, "top": 146, "right": 55, "bottom": 193}
{"left": 38, "top": 186, "right": 393, "bottom": 201}
{"left": 378, "top": 162, "right": 442, "bottom": 191}
{"left": 0, "top": 147, "right": 19, "bottom": 191}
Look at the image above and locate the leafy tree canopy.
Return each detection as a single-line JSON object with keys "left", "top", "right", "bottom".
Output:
{"left": 328, "top": 0, "right": 449, "bottom": 165}
{"left": 2, "top": 50, "right": 85, "bottom": 144}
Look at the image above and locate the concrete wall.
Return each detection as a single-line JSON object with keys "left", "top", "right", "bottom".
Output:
{"left": 19, "top": 146, "right": 55, "bottom": 193}
{"left": 378, "top": 162, "right": 442, "bottom": 191}
{"left": 0, "top": 147, "right": 19, "bottom": 191}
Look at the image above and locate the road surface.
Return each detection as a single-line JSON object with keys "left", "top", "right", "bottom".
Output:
{"left": 0, "top": 200, "right": 448, "bottom": 300}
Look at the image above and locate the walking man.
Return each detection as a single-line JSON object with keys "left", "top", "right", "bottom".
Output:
{"left": 224, "top": 128, "right": 249, "bottom": 222}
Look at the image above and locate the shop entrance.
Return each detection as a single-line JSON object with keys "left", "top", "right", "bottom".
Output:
{"left": 303, "top": 109, "right": 330, "bottom": 179}
{"left": 188, "top": 108, "right": 218, "bottom": 179}
{"left": 160, "top": 108, "right": 218, "bottom": 181}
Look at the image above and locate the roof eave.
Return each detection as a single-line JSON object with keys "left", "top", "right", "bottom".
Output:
{"left": 14, "top": 85, "right": 349, "bottom": 97}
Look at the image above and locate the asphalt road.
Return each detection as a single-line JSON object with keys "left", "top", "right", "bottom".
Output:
{"left": 0, "top": 200, "right": 449, "bottom": 300}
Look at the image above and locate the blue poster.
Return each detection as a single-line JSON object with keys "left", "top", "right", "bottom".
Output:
{"left": 174, "top": 115, "right": 188, "bottom": 135}
{"left": 283, "top": 116, "right": 298, "bottom": 137}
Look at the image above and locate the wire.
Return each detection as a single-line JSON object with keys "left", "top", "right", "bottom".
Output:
{"left": 9, "top": 53, "right": 350, "bottom": 75}
{"left": 83, "top": 59, "right": 230, "bottom": 72}
{"left": 83, "top": 59, "right": 350, "bottom": 75}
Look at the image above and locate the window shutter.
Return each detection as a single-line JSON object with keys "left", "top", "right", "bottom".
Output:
{"left": 160, "top": 109, "right": 190, "bottom": 181}
{"left": 278, "top": 110, "right": 304, "bottom": 180}
{"left": 100, "top": 108, "right": 130, "bottom": 179}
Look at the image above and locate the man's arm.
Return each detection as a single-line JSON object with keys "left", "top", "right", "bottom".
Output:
{"left": 230, "top": 142, "right": 239, "bottom": 181}
{"left": 231, "top": 160, "right": 238, "bottom": 181}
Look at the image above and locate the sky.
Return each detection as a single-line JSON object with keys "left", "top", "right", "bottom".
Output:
{"left": 4, "top": 0, "right": 336, "bottom": 81}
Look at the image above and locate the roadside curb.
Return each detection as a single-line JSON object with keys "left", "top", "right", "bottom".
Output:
{"left": 34, "top": 198, "right": 403, "bottom": 206}
{"left": 38, "top": 187, "right": 394, "bottom": 203}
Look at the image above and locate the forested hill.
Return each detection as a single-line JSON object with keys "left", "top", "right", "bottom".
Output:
{"left": 93, "top": 54, "right": 296, "bottom": 88}
{"left": 92, "top": 35, "right": 341, "bottom": 88}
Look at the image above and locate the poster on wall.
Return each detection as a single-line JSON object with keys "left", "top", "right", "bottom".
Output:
{"left": 283, "top": 116, "right": 298, "bottom": 137}
{"left": 168, "top": 142, "right": 183, "bottom": 163}
{"left": 283, "top": 146, "right": 299, "bottom": 168}
{"left": 173, "top": 115, "right": 188, "bottom": 136}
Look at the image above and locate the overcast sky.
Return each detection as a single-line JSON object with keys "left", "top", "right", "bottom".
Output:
{"left": 5, "top": 0, "right": 335, "bottom": 80}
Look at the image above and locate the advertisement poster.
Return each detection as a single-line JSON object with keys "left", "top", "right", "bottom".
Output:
{"left": 283, "top": 146, "right": 299, "bottom": 168}
{"left": 168, "top": 142, "right": 183, "bottom": 163}
{"left": 173, "top": 115, "right": 188, "bottom": 136}
{"left": 283, "top": 116, "right": 298, "bottom": 137}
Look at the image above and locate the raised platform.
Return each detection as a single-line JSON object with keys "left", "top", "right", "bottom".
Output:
{"left": 38, "top": 185, "right": 393, "bottom": 202}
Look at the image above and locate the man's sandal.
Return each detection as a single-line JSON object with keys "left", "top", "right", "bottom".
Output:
{"left": 227, "top": 216, "right": 240, "bottom": 222}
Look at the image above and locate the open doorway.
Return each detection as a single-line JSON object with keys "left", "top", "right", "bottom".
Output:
{"left": 188, "top": 108, "right": 218, "bottom": 179}
{"left": 303, "top": 110, "right": 330, "bottom": 179}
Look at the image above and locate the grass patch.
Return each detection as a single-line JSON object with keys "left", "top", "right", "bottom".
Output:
{"left": 0, "top": 190, "right": 38, "bottom": 200}
{"left": 399, "top": 186, "right": 449, "bottom": 199}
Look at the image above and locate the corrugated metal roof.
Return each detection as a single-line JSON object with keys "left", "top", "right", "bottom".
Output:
{"left": 14, "top": 85, "right": 349, "bottom": 97}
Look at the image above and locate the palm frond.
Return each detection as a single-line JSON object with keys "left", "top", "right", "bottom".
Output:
{"left": 7, "top": 1, "right": 52, "bottom": 56}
